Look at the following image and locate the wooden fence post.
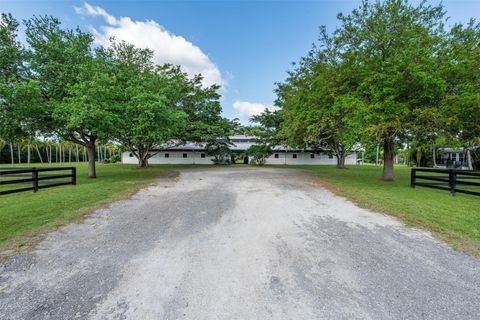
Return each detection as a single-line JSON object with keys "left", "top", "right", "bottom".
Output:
{"left": 32, "top": 168, "right": 39, "bottom": 192}
{"left": 410, "top": 169, "right": 416, "bottom": 188}
{"left": 72, "top": 167, "right": 77, "bottom": 185}
{"left": 449, "top": 169, "right": 456, "bottom": 196}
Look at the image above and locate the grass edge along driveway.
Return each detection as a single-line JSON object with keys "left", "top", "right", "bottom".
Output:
{"left": 0, "top": 163, "right": 194, "bottom": 254}
{"left": 295, "top": 165, "right": 480, "bottom": 256}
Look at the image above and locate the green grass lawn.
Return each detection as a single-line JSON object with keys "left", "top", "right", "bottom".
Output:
{"left": 0, "top": 163, "right": 191, "bottom": 252}
{"left": 295, "top": 164, "right": 480, "bottom": 255}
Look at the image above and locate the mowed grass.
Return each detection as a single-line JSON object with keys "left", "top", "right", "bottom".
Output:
{"left": 0, "top": 163, "right": 191, "bottom": 251}
{"left": 295, "top": 164, "right": 480, "bottom": 255}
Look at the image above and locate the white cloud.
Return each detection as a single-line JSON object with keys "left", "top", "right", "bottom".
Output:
{"left": 233, "top": 101, "right": 279, "bottom": 122}
{"left": 75, "top": 3, "right": 224, "bottom": 87}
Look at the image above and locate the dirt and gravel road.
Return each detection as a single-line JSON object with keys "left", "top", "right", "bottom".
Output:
{"left": 1, "top": 167, "right": 479, "bottom": 319}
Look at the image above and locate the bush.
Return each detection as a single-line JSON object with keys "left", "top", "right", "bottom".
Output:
{"left": 245, "top": 144, "right": 272, "bottom": 165}
{"left": 110, "top": 153, "right": 121, "bottom": 163}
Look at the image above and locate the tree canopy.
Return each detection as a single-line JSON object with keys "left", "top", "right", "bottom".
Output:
{"left": 275, "top": 0, "right": 480, "bottom": 178}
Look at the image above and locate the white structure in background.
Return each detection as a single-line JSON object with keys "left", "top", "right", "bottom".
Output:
{"left": 121, "top": 135, "right": 358, "bottom": 165}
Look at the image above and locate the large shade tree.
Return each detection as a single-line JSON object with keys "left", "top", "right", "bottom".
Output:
{"left": 335, "top": 0, "right": 447, "bottom": 179}
{"left": 441, "top": 21, "right": 480, "bottom": 170}
{"left": 24, "top": 16, "right": 111, "bottom": 178}
{"left": 0, "top": 13, "right": 41, "bottom": 164}
{"left": 276, "top": 28, "right": 364, "bottom": 169}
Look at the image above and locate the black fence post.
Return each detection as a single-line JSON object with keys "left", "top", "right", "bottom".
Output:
{"left": 72, "top": 167, "right": 77, "bottom": 185}
{"left": 449, "top": 169, "right": 456, "bottom": 196}
{"left": 32, "top": 168, "right": 39, "bottom": 192}
{"left": 410, "top": 169, "right": 416, "bottom": 188}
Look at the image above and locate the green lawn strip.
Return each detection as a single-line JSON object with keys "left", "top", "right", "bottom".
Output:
{"left": 295, "top": 165, "right": 480, "bottom": 255}
{"left": 0, "top": 163, "right": 191, "bottom": 252}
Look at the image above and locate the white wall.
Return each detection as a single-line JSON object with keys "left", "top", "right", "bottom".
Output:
{"left": 122, "top": 151, "right": 215, "bottom": 165}
{"left": 122, "top": 151, "right": 358, "bottom": 165}
{"left": 265, "top": 152, "right": 357, "bottom": 165}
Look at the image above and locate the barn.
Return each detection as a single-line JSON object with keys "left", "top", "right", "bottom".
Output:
{"left": 121, "top": 135, "right": 358, "bottom": 165}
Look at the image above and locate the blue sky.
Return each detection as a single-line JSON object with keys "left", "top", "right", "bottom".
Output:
{"left": 3, "top": 0, "right": 480, "bottom": 123}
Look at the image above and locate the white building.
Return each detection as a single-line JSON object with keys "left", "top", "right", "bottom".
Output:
{"left": 121, "top": 135, "right": 358, "bottom": 165}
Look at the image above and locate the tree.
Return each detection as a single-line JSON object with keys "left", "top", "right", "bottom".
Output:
{"left": 0, "top": 13, "right": 41, "bottom": 159}
{"left": 440, "top": 21, "right": 480, "bottom": 170}
{"left": 101, "top": 42, "right": 186, "bottom": 168}
{"left": 334, "top": 0, "right": 447, "bottom": 179}
{"left": 25, "top": 16, "right": 115, "bottom": 178}
{"left": 250, "top": 108, "right": 283, "bottom": 146}
{"left": 245, "top": 144, "right": 272, "bottom": 165}
{"left": 206, "top": 139, "right": 233, "bottom": 164}
{"left": 276, "top": 28, "right": 363, "bottom": 169}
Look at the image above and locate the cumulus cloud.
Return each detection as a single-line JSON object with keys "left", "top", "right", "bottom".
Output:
{"left": 75, "top": 3, "right": 223, "bottom": 87}
{"left": 233, "top": 101, "right": 279, "bottom": 122}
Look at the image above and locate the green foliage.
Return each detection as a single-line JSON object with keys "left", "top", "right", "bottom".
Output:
{"left": 1, "top": 14, "right": 232, "bottom": 174}
{"left": 276, "top": 26, "right": 364, "bottom": 169}
{"left": 276, "top": 0, "right": 480, "bottom": 178}
{"left": 250, "top": 109, "right": 283, "bottom": 147}
{"left": 245, "top": 144, "right": 273, "bottom": 165}
{"left": 0, "top": 13, "right": 41, "bottom": 142}
{"left": 110, "top": 153, "right": 121, "bottom": 163}
{"left": 206, "top": 139, "right": 232, "bottom": 164}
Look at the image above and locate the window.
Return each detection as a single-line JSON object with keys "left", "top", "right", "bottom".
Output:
{"left": 164, "top": 153, "right": 169, "bottom": 158}
{"left": 292, "top": 153, "right": 297, "bottom": 159}
{"left": 310, "top": 153, "right": 315, "bottom": 159}
{"left": 129, "top": 153, "right": 133, "bottom": 157}
{"left": 183, "top": 153, "right": 188, "bottom": 158}
{"left": 328, "top": 154, "right": 333, "bottom": 159}
{"left": 201, "top": 153, "right": 206, "bottom": 158}
{"left": 274, "top": 154, "right": 279, "bottom": 158}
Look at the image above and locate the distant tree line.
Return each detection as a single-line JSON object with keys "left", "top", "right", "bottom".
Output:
{"left": 255, "top": 0, "right": 480, "bottom": 180}
{"left": 0, "top": 14, "right": 234, "bottom": 178}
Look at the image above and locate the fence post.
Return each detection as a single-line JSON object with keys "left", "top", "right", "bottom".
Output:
{"left": 72, "top": 167, "right": 77, "bottom": 185}
{"left": 449, "top": 169, "right": 456, "bottom": 196}
{"left": 32, "top": 168, "right": 39, "bottom": 192}
{"left": 410, "top": 169, "right": 416, "bottom": 188}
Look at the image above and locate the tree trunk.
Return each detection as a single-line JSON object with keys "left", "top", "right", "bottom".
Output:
{"left": 87, "top": 142, "right": 97, "bottom": 178}
{"left": 375, "top": 144, "right": 379, "bottom": 166}
{"left": 432, "top": 144, "right": 437, "bottom": 167}
{"left": 35, "top": 146, "right": 43, "bottom": 163}
{"left": 466, "top": 148, "right": 473, "bottom": 171}
{"left": 17, "top": 143, "right": 21, "bottom": 163}
{"left": 383, "top": 138, "right": 395, "bottom": 181}
{"left": 9, "top": 143, "right": 14, "bottom": 167}
{"left": 138, "top": 155, "right": 149, "bottom": 168}
{"left": 76, "top": 145, "right": 79, "bottom": 162}
{"left": 336, "top": 154, "right": 346, "bottom": 169}
{"left": 27, "top": 145, "right": 31, "bottom": 164}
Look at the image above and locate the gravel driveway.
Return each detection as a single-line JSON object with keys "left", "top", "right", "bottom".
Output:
{"left": 1, "top": 167, "right": 479, "bottom": 319}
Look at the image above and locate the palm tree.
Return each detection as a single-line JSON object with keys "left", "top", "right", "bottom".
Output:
{"left": 17, "top": 141, "right": 22, "bottom": 164}
{"left": 34, "top": 139, "right": 44, "bottom": 163}
{"left": 44, "top": 139, "right": 54, "bottom": 165}
{"left": 22, "top": 139, "right": 37, "bottom": 165}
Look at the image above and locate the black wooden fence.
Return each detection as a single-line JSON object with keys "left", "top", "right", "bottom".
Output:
{"left": 411, "top": 168, "right": 480, "bottom": 196}
{"left": 0, "top": 167, "right": 76, "bottom": 195}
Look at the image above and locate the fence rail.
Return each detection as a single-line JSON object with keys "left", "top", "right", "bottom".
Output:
{"left": 411, "top": 168, "right": 480, "bottom": 196}
{"left": 0, "top": 167, "right": 76, "bottom": 195}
